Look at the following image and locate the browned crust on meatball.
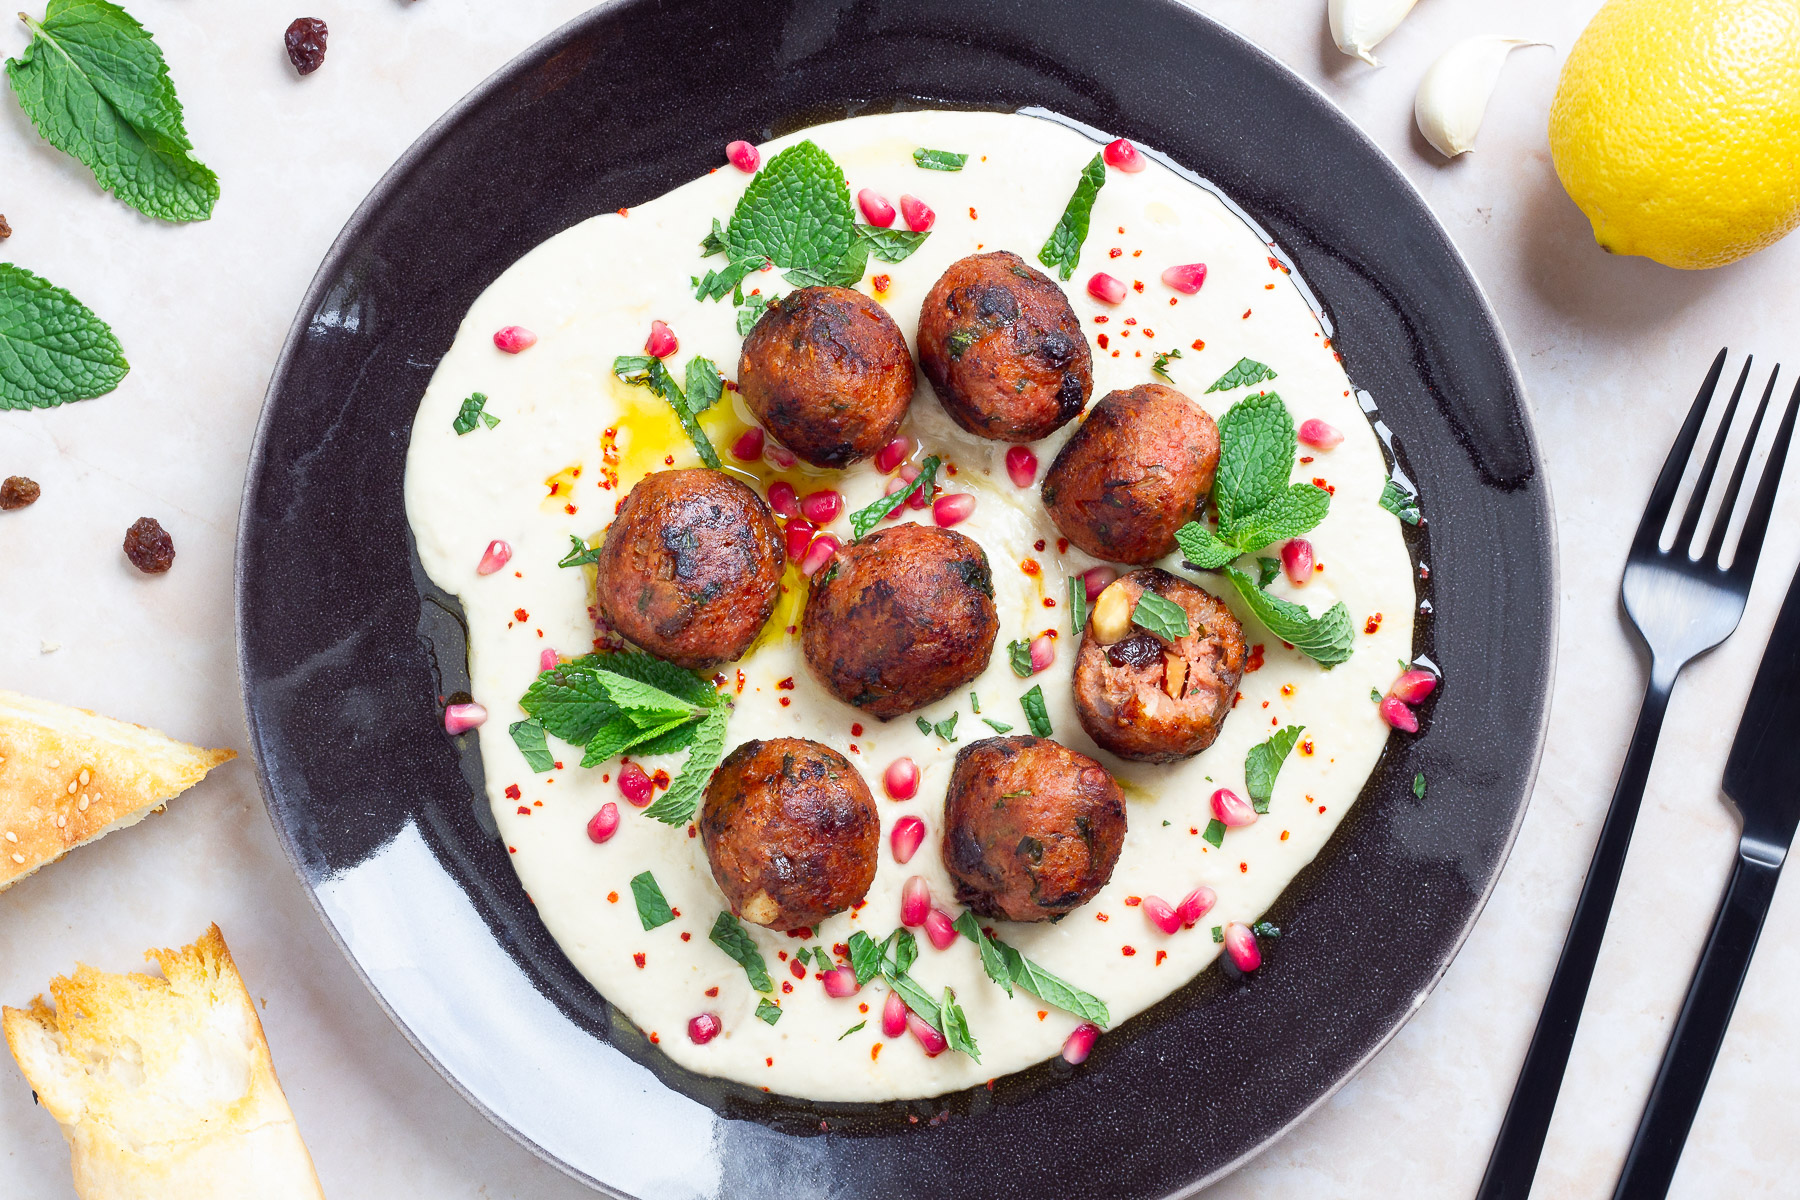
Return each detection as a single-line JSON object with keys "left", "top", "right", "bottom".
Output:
{"left": 737, "top": 285, "right": 916, "bottom": 468}
{"left": 1041, "top": 383, "right": 1220, "bottom": 565}
{"left": 594, "top": 468, "right": 784, "bottom": 670}
{"left": 700, "top": 737, "right": 879, "bottom": 931}
{"left": 941, "top": 736, "right": 1125, "bottom": 923}
{"left": 917, "top": 251, "right": 1092, "bottom": 443}
{"left": 800, "top": 522, "right": 999, "bottom": 720}
{"left": 1073, "top": 568, "right": 1247, "bottom": 763}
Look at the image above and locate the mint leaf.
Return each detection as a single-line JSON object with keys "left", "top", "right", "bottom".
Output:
{"left": 1152, "top": 347, "right": 1181, "bottom": 381}
{"left": 630, "top": 871, "right": 676, "bottom": 930}
{"left": 453, "top": 392, "right": 494, "bottom": 435}
{"left": 953, "top": 911, "right": 1012, "bottom": 997}
{"left": 0, "top": 263, "right": 128, "bottom": 410}
{"left": 1020, "top": 684, "right": 1053, "bottom": 737}
{"left": 1245, "top": 724, "right": 1303, "bottom": 813}
{"left": 1174, "top": 522, "right": 1241, "bottom": 571}
{"left": 558, "top": 535, "right": 601, "bottom": 568}
{"left": 1205, "top": 357, "right": 1278, "bottom": 394}
{"left": 7, "top": 1, "right": 218, "bottom": 222}
{"left": 1258, "top": 556, "right": 1282, "bottom": 588}
{"left": 592, "top": 652, "right": 721, "bottom": 707}
{"left": 849, "top": 454, "right": 939, "bottom": 537}
{"left": 756, "top": 998, "right": 783, "bottom": 1025}
{"left": 939, "top": 988, "right": 981, "bottom": 1062}
{"left": 1414, "top": 772, "right": 1427, "bottom": 799}
{"left": 1202, "top": 818, "right": 1226, "bottom": 847}
{"left": 709, "top": 910, "right": 772, "bottom": 992}
{"left": 979, "top": 934, "right": 1109, "bottom": 1026}
{"left": 883, "top": 970, "right": 942, "bottom": 1033}
{"left": 913, "top": 148, "right": 967, "bottom": 171}
{"left": 1132, "top": 591, "right": 1191, "bottom": 640}
{"left": 725, "top": 140, "right": 855, "bottom": 276}
{"left": 784, "top": 236, "right": 868, "bottom": 288}
{"left": 579, "top": 714, "right": 653, "bottom": 767}
{"left": 643, "top": 704, "right": 729, "bottom": 825}
{"left": 508, "top": 719, "right": 555, "bottom": 773}
{"left": 1380, "top": 479, "right": 1422, "bottom": 525}
{"left": 1068, "top": 574, "right": 1088, "bottom": 635}
{"left": 981, "top": 717, "right": 1014, "bottom": 734}
{"left": 886, "top": 928, "right": 919, "bottom": 978}
{"left": 612, "top": 355, "right": 721, "bottom": 468}
{"left": 1008, "top": 638, "right": 1033, "bottom": 678}
{"left": 933, "top": 712, "right": 960, "bottom": 743}
{"left": 1038, "top": 153, "right": 1106, "bottom": 280}
{"left": 1214, "top": 391, "right": 1296, "bottom": 525}
{"left": 693, "top": 256, "right": 763, "bottom": 302}
{"left": 521, "top": 664, "right": 621, "bottom": 745}
{"left": 1222, "top": 565, "right": 1355, "bottom": 666}
{"left": 855, "top": 223, "right": 929, "bottom": 264}
{"left": 1221, "top": 482, "right": 1330, "bottom": 550}
{"left": 700, "top": 218, "right": 729, "bottom": 257}
{"left": 1212, "top": 924, "right": 1224, "bottom": 943}
{"left": 848, "top": 930, "right": 885, "bottom": 986}
{"left": 594, "top": 673, "right": 703, "bottom": 723}
{"left": 627, "top": 718, "right": 705, "bottom": 757}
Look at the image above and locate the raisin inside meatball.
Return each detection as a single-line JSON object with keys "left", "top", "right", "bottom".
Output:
{"left": 1074, "top": 568, "right": 1247, "bottom": 763}
{"left": 941, "top": 736, "right": 1125, "bottom": 923}
{"left": 700, "top": 738, "right": 880, "bottom": 931}
{"left": 594, "top": 468, "right": 784, "bottom": 670}
{"left": 1041, "top": 383, "right": 1220, "bottom": 565}
{"left": 917, "top": 251, "right": 1092, "bottom": 443}
{"left": 737, "top": 286, "right": 916, "bottom": 468}
{"left": 801, "top": 522, "right": 999, "bottom": 720}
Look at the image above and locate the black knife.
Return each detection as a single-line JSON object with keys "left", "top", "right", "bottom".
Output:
{"left": 1610, "top": 558, "right": 1800, "bottom": 1198}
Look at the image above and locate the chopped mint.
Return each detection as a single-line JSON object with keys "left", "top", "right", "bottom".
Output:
{"left": 1211, "top": 925, "right": 1224, "bottom": 943}
{"left": 981, "top": 717, "right": 1014, "bottom": 734}
{"left": 1068, "top": 574, "right": 1089, "bottom": 634}
{"left": 1380, "top": 479, "right": 1423, "bottom": 525}
{"left": 1008, "top": 638, "right": 1034, "bottom": 678}
{"left": 1037, "top": 153, "right": 1106, "bottom": 280}
{"left": 915, "top": 716, "right": 933, "bottom": 736}
{"left": 913, "top": 148, "right": 968, "bottom": 171}
{"left": 1202, "top": 818, "right": 1226, "bottom": 848}
{"left": 849, "top": 454, "right": 939, "bottom": 537}
{"left": 612, "top": 355, "right": 721, "bottom": 468}
{"left": 629, "top": 871, "right": 676, "bottom": 931}
{"left": 508, "top": 719, "right": 555, "bottom": 773}
{"left": 756, "top": 998, "right": 783, "bottom": 1025}
{"left": 558, "top": 535, "right": 602, "bottom": 568}
{"left": 855, "top": 223, "right": 930, "bottom": 263}
{"left": 709, "top": 911, "right": 772, "bottom": 992}
{"left": 1152, "top": 347, "right": 1182, "bottom": 381}
{"left": 1414, "top": 772, "right": 1427, "bottom": 799}
{"left": 838, "top": 1020, "right": 866, "bottom": 1040}
{"left": 1020, "top": 684, "right": 1053, "bottom": 737}
{"left": 933, "top": 712, "right": 960, "bottom": 743}
{"left": 453, "top": 392, "right": 495, "bottom": 435}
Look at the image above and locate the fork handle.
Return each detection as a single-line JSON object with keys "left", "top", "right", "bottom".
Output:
{"left": 1610, "top": 844, "right": 1783, "bottom": 1200}
{"left": 1476, "top": 670, "right": 1676, "bottom": 1200}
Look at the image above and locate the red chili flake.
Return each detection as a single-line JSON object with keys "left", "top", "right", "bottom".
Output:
{"left": 687, "top": 825, "right": 697, "bottom": 838}
{"left": 517, "top": 806, "right": 530, "bottom": 816}
{"left": 1190, "top": 827, "right": 1199, "bottom": 835}
{"left": 504, "top": 784, "right": 521, "bottom": 800}
{"left": 617, "top": 207, "right": 629, "bottom": 217}
{"left": 1242, "top": 309, "right": 1253, "bottom": 319}
{"left": 607, "top": 891, "right": 618, "bottom": 903}
{"left": 1143, "top": 329, "right": 1155, "bottom": 338}
{"left": 1232, "top": 692, "right": 1243, "bottom": 708}
{"left": 1280, "top": 684, "right": 1295, "bottom": 698}
{"left": 969, "top": 207, "right": 978, "bottom": 219}
{"left": 706, "top": 986, "right": 719, "bottom": 997}
{"left": 649, "top": 769, "right": 670, "bottom": 791}
{"left": 1318, "top": 804, "right": 1328, "bottom": 814}
{"left": 1169, "top": 297, "right": 1178, "bottom": 306}
{"left": 664, "top": 455, "right": 674, "bottom": 466}
{"left": 1365, "top": 612, "right": 1384, "bottom": 634}
{"left": 1020, "top": 558, "right": 1040, "bottom": 576}
{"left": 872, "top": 274, "right": 891, "bottom": 293}
{"left": 850, "top": 723, "right": 864, "bottom": 737}
{"left": 1117, "top": 226, "right": 1125, "bottom": 234}
{"left": 633, "top": 952, "right": 646, "bottom": 968}
{"left": 766, "top": 1057, "right": 774, "bottom": 1067}
{"left": 1299, "top": 455, "right": 1315, "bottom": 464}
{"left": 514, "top": 608, "right": 530, "bottom": 622}
{"left": 564, "top": 503, "right": 577, "bottom": 515}
{"left": 1097, "top": 333, "right": 1110, "bottom": 349}
{"left": 1094, "top": 315, "right": 1109, "bottom": 324}
{"left": 736, "top": 670, "right": 747, "bottom": 693}
{"left": 1246, "top": 644, "right": 1266, "bottom": 672}
{"left": 650, "top": 1032, "right": 660, "bottom": 1044}
{"left": 1109, "top": 247, "right": 1122, "bottom": 258}
{"left": 1262, "top": 700, "right": 1271, "bottom": 709}
{"left": 549, "top": 482, "right": 561, "bottom": 496}
{"left": 1037, "top": 1010, "right": 1049, "bottom": 1021}
{"left": 1191, "top": 339, "right": 1205, "bottom": 351}
{"left": 834, "top": 942, "right": 851, "bottom": 957}
{"left": 1300, "top": 739, "right": 1315, "bottom": 756}
{"left": 1281, "top": 830, "right": 1290, "bottom": 841}
{"left": 681, "top": 931, "right": 692, "bottom": 941}
{"left": 1096, "top": 912, "right": 1110, "bottom": 922}
{"left": 874, "top": 1044, "right": 884, "bottom": 1062}
{"left": 780, "top": 697, "right": 791, "bottom": 707}
{"left": 777, "top": 677, "right": 796, "bottom": 690}
{"left": 1123, "top": 896, "right": 1142, "bottom": 907}
{"left": 1043, "top": 598, "right": 1056, "bottom": 607}
{"left": 790, "top": 958, "right": 806, "bottom": 979}
{"left": 1155, "top": 950, "right": 1168, "bottom": 965}
{"left": 1123, "top": 317, "right": 1137, "bottom": 326}
{"left": 781, "top": 980, "right": 794, "bottom": 993}
{"left": 1121, "top": 945, "right": 1137, "bottom": 957}
{"left": 1313, "top": 477, "right": 1336, "bottom": 495}
{"left": 508, "top": 846, "right": 517, "bottom": 854}
{"left": 1033, "top": 539, "right": 1047, "bottom": 552}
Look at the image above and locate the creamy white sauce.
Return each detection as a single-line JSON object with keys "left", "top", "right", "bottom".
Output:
{"left": 403, "top": 110, "right": 1416, "bottom": 1102}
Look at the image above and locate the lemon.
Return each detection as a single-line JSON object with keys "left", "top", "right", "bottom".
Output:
{"left": 1549, "top": 0, "right": 1800, "bottom": 269}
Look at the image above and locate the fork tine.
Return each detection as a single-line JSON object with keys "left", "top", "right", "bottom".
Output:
{"left": 1633, "top": 348, "right": 1728, "bottom": 556}
{"left": 1671, "top": 356, "right": 1753, "bottom": 554}
{"left": 1728, "top": 373, "right": 1800, "bottom": 583}
{"left": 1701, "top": 367, "right": 1780, "bottom": 564}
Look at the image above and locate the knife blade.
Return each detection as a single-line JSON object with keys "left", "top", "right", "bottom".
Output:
{"left": 1723, "top": 559, "right": 1800, "bottom": 854}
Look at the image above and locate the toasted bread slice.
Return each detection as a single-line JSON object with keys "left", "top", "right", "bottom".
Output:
{"left": 4, "top": 924, "right": 325, "bottom": 1200}
{"left": 0, "top": 690, "right": 235, "bottom": 893}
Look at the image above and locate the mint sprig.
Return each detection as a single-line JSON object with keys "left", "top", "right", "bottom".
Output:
{"left": 0, "top": 263, "right": 128, "bottom": 410}
{"left": 1174, "top": 391, "right": 1329, "bottom": 567}
{"left": 1245, "top": 724, "right": 1303, "bottom": 813}
{"left": 1221, "top": 565, "right": 1355, "bottom": 666}
{"left": 1039, "top": 152, "right": 1106, "bottom": 280}
{"left": 1205, "top": 357, "right": 1278, "bottom": 394}
{"left": 612, "top": 354, "right": 721, "bottom": 468}
{"left": 6, "top": 0, "right": 218, "bottom": 222}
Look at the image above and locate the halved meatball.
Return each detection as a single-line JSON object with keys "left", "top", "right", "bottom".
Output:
{"left": 917, "top": 251, "right": 1092, "bottom": 443}
{"left": 1041, "top": 383, "right": 1220, "bottom": 565}
{"left": 942, "top": 736, "right": 1125, "bottom": 923}
{"left": 594, "top": 468, "right": 784, "bottom": 669}
{"left": 700, "top": 738, "right": 879, "bottom": 931}
{"left": 801, "top": 522, "right": 998, "bottom": 720}
{"left": 1074, "top": 568, "right": 1247, "bottom": 763}
{"left": 737, "top": 286, "right": 915, "bottom": 468}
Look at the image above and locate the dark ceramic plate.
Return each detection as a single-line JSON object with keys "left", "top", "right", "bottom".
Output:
{"left": 236, "top": 1, "right": 1554, "bottom": 1195}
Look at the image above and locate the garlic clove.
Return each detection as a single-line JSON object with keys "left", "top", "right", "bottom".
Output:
{"left": 1414, "top": 37, "right": 1549, "bottom": 158}
{"left": 1328, "top": 0, "right": 1422, "bottom": 67}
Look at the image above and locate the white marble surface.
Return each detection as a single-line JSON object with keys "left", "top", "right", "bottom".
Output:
{"left": 3, "top": 1, "right": 1797, "bottom": 1196}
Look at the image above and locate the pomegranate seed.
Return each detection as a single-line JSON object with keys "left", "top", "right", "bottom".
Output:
{"left": 688, "top": 1012, "right": 723, "bottom": 1044}
{"left": 1282, "top": 538, "right": 1314, "bottom": 586}
{"left": 934, "top": 493, "right": 976, "bottom": 527}
{"left": 1177, "top": 886, "right": 1217, "bottom": 928}
{"left": 1062, "top": 1022, "right": 1101, "bottom": 1064}
{"left": 730, "top": 427, "right": 765, "bottom": 461}
{"left": 767, "top": 481, "right": 801, "bottom": 520}
{"left": 920, "top": 908, "right": 957, "bottom": 950}
{"left": 586, "top": 802, "right": 620, "bottom": 844}
{"left": 1389, "top": 669, "right": 1438, "bottom": 704}
{"left": 799, "top": 534, "right": 839, "bottom": 577}
{"left": 907, "top": 1010, "right": 948, "bottom": 1056}
{"left": 1103, "top": 138, "right": 1145, "bottom": 172}
{"left": 1087, "top": 273, "right": 1128, "bottom": 305}
{"left": 764, "top": 441, "right": 798, "bottom": 470}
{"left": 900, "top": 876, "right": 932, "bottom": 927}
{"left": 476, "top": 539, "right": 512, "bottom": 575}
{"left": 1223, "top": 922, "right": 1262, "bottom": 972}
{"left": 1212, "top": 787, "right": 1256, "bottom": 827}
{"left": 890, "top": 815, "right": 925, "bottom": 863}
{"left": 645, "top": 320, "right": 678, "bottom": 358}
{"left": 1142, "top": 895, "right": 1181, "bottom": 935}
{"left": 882, "top": 988, "right": 908, "bottom": 1037}
{"left": 784, "top": 518, "right": 817, "bottom": 561}
{"left": 875, "top": 436, "right": 912, "bottom": 474}
{"left": 821, "top": 967, "right": 860, "bottom": 998}
{"left": 1298, "top": 418, "right": 1344, "bottom": 450}
{"left": 885, "top": 757, "right": 920, "bottom": 800}
{"left": 725, "top": 140, "right": 760, "bottom": 172}
{"left": 1005, "top": 445, "right": 1039, "bottom": 488}
{"left": 540, "top": 647, "right": 559, "bottom": 672}
{"left": 1083, "top": 565, "right": 1120, "bottom": 602}
{"left": 899, "top": 194, "right": 935, "bottom": 232}
{"left": 1160, "top": 263, "right": 1208, "bottom": 294}
{"left": 800, "top": 489, "right": 843, "bottom": 525}
{"left": 1380, "top": 696, "right": 1419, "bottom": 733}
{"left": 492, "top": 326, "right": 537, "bottom": 353}
{"left": 1030, "top": 632, "right": 1056, "bottom": 674}
{"left": 858, "top": 188, "right": 896, "bottom": 228}
{"left": 619, "top": 762, "right": 654, "bottom": 806}
{"left": 444, "top": 703, "right": 486, "bottom": 734}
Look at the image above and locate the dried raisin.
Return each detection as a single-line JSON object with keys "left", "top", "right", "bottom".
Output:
{"left": 285, "top": 18, "right": 328, "bottom": 75}
{"left": 1, "top": 476, "right": 39, "bottom": 510}
{"left": 123, "top": 517, "right": 176, "bottom": 574}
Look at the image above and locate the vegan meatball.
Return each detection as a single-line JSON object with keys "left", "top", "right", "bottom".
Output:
{"left": 942, "top": 736, "right": 1125, "bottom": 923}
{"left": 1074, "top": 568, "right": 1247, "bottom": 763}
{"left": 917, "top": 251, "right": 1092, "bottom": 442}
{"left": 594, "top": 468, "right": 784, "bottom": 670}
{"left": 737, "top": 285, "right": 915, "bottom": 468}
{"left": 801, "top": 522, "right": 998, "bottom": 720}
{"left": 1041, "top": 383, "right": 1220, "bottom": 565}
{"left": 700, "top": 738, "right": 879, "bottom": 931}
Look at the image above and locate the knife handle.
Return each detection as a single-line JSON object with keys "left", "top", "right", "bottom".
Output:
{"left": 1611, "top": 844, "right": 1784, "bottom": 1200}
